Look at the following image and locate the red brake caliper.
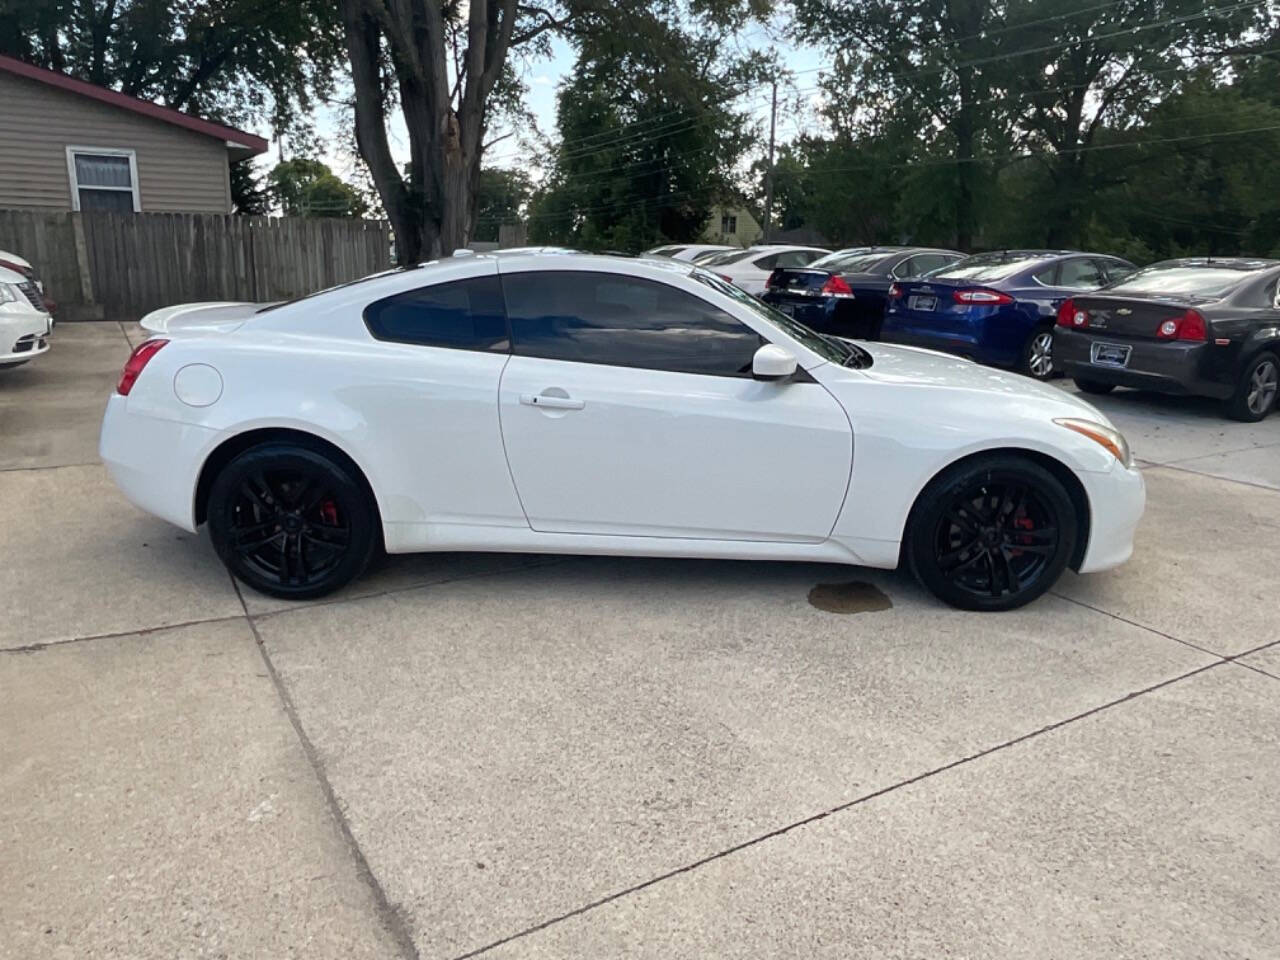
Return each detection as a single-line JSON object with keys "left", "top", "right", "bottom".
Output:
{"left": 320, "top": 499, "right": 339, "bottom": 526}
{"left": 1010, "top": 513, "right": 1034, "bottom": 556}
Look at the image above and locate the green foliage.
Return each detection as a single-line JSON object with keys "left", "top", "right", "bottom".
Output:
{"left": 529, "top": 1, "right": 772, "bottom": 251}
{"left": 473, "top": 168, "right": 534, "bottom": 242}
{"left": 229, "top": 158, "right": 269, "bottom": 215}
{"left": 268, "top": 159, "right": 368, "bottom": 219}
{"left": 0, "top": 0, "right": 342, "bottom": 135}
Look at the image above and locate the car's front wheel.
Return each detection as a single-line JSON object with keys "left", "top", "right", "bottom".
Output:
{"left": 207, "top": 442, "right": 377, "bottom": 600}
{"left": 906, "top": 454, "right": 1077, "bottom": 611}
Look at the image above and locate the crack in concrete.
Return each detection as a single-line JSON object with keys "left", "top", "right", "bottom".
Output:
{"left": 1144, "top": 461, "right": 1280, "bottom": 494}
{"left": 448, "top": 659, "right": 1230, "bottom": 960}
{"left": 232, "top": 574, "right": 423, "bottom": 960}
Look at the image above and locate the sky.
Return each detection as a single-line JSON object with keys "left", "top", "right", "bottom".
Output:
{"left": 299, "top": 19, "right": 831, "bottom": 190}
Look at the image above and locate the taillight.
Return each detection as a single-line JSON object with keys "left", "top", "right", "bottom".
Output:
{"left": 887, "top": 283, "right": 902, "bottom": 299}
{"left": 820, "top": 275, "right": 854, "bottom": 298}
{"left": 117, "top": 338, "right": 168, "bottom": 395}
{"left": 953, "top": 288, "right": 1013, "bottom": 306}
{"left": 1057, "top": 298, "right": 1088, "bottom": 329}
{"left": 1157, "top": 309, "right": 1206, "bottom": 341}
{"left": 765, "top": 269, "right": 781, "bottom": 291}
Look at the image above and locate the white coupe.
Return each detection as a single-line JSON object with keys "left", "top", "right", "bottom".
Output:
{"left": 100, "top": 251, "right": 1144, "bottom": 610}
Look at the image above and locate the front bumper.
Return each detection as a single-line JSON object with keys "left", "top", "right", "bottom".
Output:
{"left": 100, "top": 395, "right": 216, "bottom": 532}
{"left": 1053, "top": 328, "right": 1229, "bottom": 399}
{"left": 1076, "top": 460, "right": 1146, "bottom": 573}
{"left": 0, "top": 310, "right": 52, "bottom": 364}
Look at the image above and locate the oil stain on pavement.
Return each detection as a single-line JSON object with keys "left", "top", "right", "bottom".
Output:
{"left": 807, "top": 580, "right": 893, "bottom": 614}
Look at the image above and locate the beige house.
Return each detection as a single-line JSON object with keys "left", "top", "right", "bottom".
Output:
{"left": 702, "top": 203, "right": 763, "bottom": 247}
{"left": 0, "top": 54, "right": 267, "bottom": 214}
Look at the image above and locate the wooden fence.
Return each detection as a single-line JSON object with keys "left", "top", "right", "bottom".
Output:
{"left": 0, "top": 210, "right": 394, "bottom": 319}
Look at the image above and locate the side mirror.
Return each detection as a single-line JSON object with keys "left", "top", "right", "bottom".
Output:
{"left": 752, "top": 343, "right": 798, "bottom": 381}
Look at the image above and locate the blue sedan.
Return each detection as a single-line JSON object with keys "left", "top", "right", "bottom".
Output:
{"left": 881, "top": 251, "right": 1137, "bottom": 379}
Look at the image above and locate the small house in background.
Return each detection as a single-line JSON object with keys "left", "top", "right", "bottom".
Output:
{"left": 703, "top": 203, "right": 763, "bottom": 247}
{"left": 0, "top": 54, "right": 267, "bottom": 215}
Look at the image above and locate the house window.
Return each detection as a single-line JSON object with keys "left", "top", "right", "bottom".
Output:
{"left": 66, "top": 147, "right": 140, "bottom": 213}
{"left": 720, "top": 214, "right": 737, "bottom": 235}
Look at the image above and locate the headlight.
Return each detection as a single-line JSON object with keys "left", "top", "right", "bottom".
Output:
{"left": 0, "top": 284, "right": 18, "bottom": 305}
{"left": 1054, "top": 418, "right": 1133, "bottom": 468}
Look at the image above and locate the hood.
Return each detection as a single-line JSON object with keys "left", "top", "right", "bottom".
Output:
{"left": 0, "top": 264, "right": 25, "bottom": 285}
{"left": 853, "top": 340, "right": 1113, "bottom": 423}
{"left": 139, "top": 301, "right": 266, "bottom": 335}
{"left": 0, "top": 249, "right": 31, "bottom": 270}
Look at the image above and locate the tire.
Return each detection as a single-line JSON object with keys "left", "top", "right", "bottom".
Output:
{"left": 906, "top": 454, "right": 1078, "bottom": 612}
{"left": 207, "top": 442, "right": 377, "bottom": 600}
{"left": 1224, "top": 351, "right": 1279, "bottom": 422}
{"left": 1073, "top": 377, "right": 1115, "bottom": 396}
{"left": 1019, "top": 325, "right": 1056, "bottom": 380}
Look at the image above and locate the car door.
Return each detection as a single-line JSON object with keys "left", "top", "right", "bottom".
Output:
{"left": 497, "top": 269, "right": 853, "bottom": 542}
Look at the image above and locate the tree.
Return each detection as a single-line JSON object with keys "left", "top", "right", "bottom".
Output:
{"left": 792, "top": 0, "right": 1009, "bottom": 249}
{"left": 230, "top": 158, "right": 269, "bottom": 215}
{"left": 473, "top": 167, "right": 533, "bottom": 242}
{"left": 0, "top": 0, "right": 341, "bottom": 135}
{"left": 528, "top": 1, "right": 770, "bottom": 251}
{"left": 268, "top": 158, "right": 369, "bottom": 218}
{"left": 338, "top": 0, "right": 575, "bottom": 262}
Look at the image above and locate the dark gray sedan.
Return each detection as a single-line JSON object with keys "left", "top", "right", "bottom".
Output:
{"left": 1053, "top": 258, "right": 1280, "bottom": 421}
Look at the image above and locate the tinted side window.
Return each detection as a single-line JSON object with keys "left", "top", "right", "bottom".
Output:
{"left": 1058, "top": 258, "right": 1106, "bottom": 289}
{"left": 1033, "top": 264, "right": 1059, "bottom": 285}
{"left": 504, "top": 271, "right": 764, "bottom": 377}
{"left": 364, "top": 275, "right": 508, "bottom": 350}
{"left": 1103, "top": 259, "right": 1136, "bottom": 283}
{"left": 752, "top": 253, "right": 780, "bottom": 270}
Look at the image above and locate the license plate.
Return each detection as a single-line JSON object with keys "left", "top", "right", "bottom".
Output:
{"left": 1090, "top": 342, "right": 1131, "bottom": 368}
{"left": 908, "top": 295, "right": 937, "bottom": 312}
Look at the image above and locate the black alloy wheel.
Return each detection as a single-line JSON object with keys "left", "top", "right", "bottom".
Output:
{"left": 907, "top": 455, "right": 1077, "bottom": 611}
{"left": 207, "top": 443, "right": 377, "bottom": 600}
{"left": 1225, "top": 352, "right": 1279, "bottom": 422}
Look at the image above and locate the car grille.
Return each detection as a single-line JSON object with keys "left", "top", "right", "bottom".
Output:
{"left": 17, "top": 281, "right": 44, "bottom": 311}
{"left": 12, "top": 334, "right": 36, "bottom": 353}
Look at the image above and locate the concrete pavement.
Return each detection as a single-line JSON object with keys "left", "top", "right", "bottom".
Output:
{"left": 2, "top": 324, "right": 1277, "bottom": 959}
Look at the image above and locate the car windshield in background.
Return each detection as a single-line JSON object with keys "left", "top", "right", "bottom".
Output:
{"left": 692, "top": 269, "right": 865, "bottom": 367}
{"left": 810, "top": 252, "right": 893, "bottom": 273}
{"left": 698, "top": 249, "right": 754, "bottom": 267}
{"left": 1108, "top": 266, "right": 1259, "bottom": 299}
{"left": 926, "top": 253, "right": 1050, "bottom": 283}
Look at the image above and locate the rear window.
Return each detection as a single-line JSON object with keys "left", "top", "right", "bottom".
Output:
{"left": 810, "top": 252, "right": 892, "bottom": 273}
{"left": 363, "top": 275, "right": 508, "bottom": 350}
{"left": 928, "top": 253, "right": 1051, "bottom": 283}
{"left": 1108, "top": 266, "right": 1258, "bottom": 299}
{"left": 698, "top": 249, "right": 754, "bottom": 267}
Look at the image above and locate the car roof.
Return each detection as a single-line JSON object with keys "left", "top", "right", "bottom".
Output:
{"left": 1147, "top": 257, "right": 1280, "bottom": 271}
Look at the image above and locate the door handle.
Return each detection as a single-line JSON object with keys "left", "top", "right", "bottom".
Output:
{"left": 519, "top": 392, "right": 585, "bottom": 410}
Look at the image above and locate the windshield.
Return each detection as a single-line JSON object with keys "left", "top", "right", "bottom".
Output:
{"left": 692, "top": 269, "right": 870, "bottom": 368}
{"left": 1108, "top": 266, "right": 1258, "bottom": 299}
{"left": 927, "top": 253, "right": 1051, "bottom": 283}
{"left": 810, "top": 251, "right": 893, "bottom": 273}
{"left": 698, "top": 249, "right": 754, "bottom": 267}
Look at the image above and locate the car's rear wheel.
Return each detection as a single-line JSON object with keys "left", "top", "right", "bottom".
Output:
{"left": 1072, "top": 377, "right": 1115, "bottom": 396}
{"left": 906, "top": 454, "right": 1077, "bottom": 612}
{"left": 207, "top": 442, "right": 377, "bottom": 600}
{"left": 1225, "top": 352, "right": 1279, "bottom": 422}
{"left": 1019, "top": 325, "right": 1056, "bottom": 380}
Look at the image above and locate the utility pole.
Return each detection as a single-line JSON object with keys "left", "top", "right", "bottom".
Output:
{"left": 762, "top": 78, "right": 777, "bottom": 243}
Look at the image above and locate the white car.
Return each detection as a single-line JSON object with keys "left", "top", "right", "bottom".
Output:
{"left": 642, "top": 243, "right": 736, "bottom": 262}
{"left": 700, "top": 244, "right": 832, "bottom": 295}
{"left": 100, "top": 252, "right": 1144, "bottom": 611}
{"left": 0, "top": 262, "right": 52, "bottom": 369}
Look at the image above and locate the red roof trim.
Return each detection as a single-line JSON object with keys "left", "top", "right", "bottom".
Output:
{"left": 0, "top": 54, "right": 268, "bottom": 154}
